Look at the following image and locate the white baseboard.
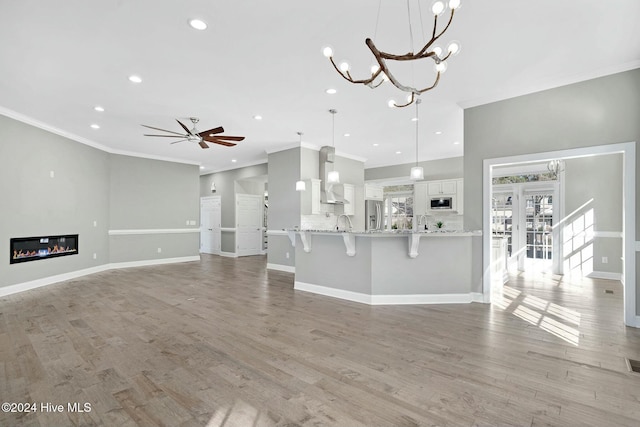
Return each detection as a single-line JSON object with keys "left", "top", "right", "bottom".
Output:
{"left": 0, "top": 255, "right": 200, "bottom": 298}
{"left": 108, "top": 256, "right": 200, "bottom": 270}
{"left": 267, "top": 263, "right": 295, "bottom": 273}
{"left": 294, "top": 281, "right": 478, "bottom": 306}
{"left": 587, "top": 271, "right": 622, "bottom": 281}
{"left": 471, "top": 292, "right": 485, "bottom": 303}
{"left": 219, "top": 251, "right": 238, "bottom": 258}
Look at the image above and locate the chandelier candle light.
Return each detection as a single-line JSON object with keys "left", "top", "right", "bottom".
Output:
{"left": 323, "top": 0, "right": 462, "bottom": 108}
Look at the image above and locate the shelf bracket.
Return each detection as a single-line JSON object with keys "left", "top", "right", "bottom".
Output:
{"left": 408, "top": 234, "right": 420, "bottom": 258}
{"left": 300, "top": 231, "right": 312, "bottom": 253}
{"left": 286, "top": 230, "right": 296, "bottom": 247}
{"left": 342, "top": 233, "right": 356, "bottom": 256}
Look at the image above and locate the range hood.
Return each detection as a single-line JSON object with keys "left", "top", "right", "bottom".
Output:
{"left": 319, "top": 146, "right": 349, "bottom": 204}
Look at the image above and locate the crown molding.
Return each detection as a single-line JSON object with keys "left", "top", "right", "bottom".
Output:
{"left": 0, "top": 106, "right": 200, "bottom": 166}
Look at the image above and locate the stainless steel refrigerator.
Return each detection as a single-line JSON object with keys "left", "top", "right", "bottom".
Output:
{"left": 365, "top": 200, "right": 384, "bottom": 231}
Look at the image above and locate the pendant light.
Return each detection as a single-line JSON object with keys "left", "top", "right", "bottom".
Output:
{"left": 295, "top": 131, "right": 306, "bottom": 191}
{"left": 327, "top": 109, "right": 340, "bottom": 184}
{"left": 410, "top": 99, "right": 424, "bottom": 180}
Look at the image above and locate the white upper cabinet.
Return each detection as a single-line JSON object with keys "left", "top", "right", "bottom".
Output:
{"left": 428, "top": 180, "right": 457, "bottom": 195}
{"left": 413, "top": 182, "right": 429, "bottom": 216}
{"left": 364, "top": 184, "right": 384, "bottom": 201}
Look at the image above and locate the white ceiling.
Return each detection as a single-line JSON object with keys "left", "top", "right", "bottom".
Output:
{"left": 1, "top": 1, "right": 638, "bottom": 174}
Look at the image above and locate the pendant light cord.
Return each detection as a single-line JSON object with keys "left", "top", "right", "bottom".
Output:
{"left": 407, "top": 0, "right": 414, "bottom": 53}
{"left": 415, "top": 99, "right": 420, "bottom": 167}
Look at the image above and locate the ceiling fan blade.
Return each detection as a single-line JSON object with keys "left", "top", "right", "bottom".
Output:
{"left": 198, "top": 140, "right": 210, "bottom": 149}
{"left": 197, "top": 126, "right": 224, "bottom": 137}
{"left": 141, "top": 124, "right": 185, "bottom": 136}
{"left": 209, "top": 140, "right": 237, "bottom": 147}
{"left": 169, "top": 139, "right": 188, "bottom": 144}
{"left": 210, "top": 135, "right": 245, "bottom": 142}
{"left": 144, "top": 134, "right": 189, "bottom": 138}
{"left": 176, "top": 119, "right": 194, "bottom": 135}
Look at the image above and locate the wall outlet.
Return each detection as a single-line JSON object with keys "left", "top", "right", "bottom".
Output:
{"left": 602, "top": 256, "right": 608, "bottom": 264}
{"left": 49, "top": 170, "right": 55, "bottom": 178}
{"left": 286, "top": 252, "right": 290, "bottom": 259}
{"left": 186, "top": 220, "right": 190, "bottom": 225}
{"left": 157, "top": 247, "right": 162, "bottom": 253}
{"left": 93, "top": 220, "right": 97, "bottom": 227}
{"left": 93, "top": 253, "right": 97, "bottom": 260}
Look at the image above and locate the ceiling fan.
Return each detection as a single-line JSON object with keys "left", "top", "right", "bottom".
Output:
{"left": 142, "top": 117, "right": 244, "bottom": 149}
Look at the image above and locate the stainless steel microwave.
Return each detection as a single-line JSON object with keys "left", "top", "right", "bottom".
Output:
{"left": 430, "top": 196, "right": 453, "bottom": 210}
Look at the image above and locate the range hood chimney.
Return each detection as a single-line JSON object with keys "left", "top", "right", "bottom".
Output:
{"left": 319, "top": 146, "right": 348, "bottom": 204}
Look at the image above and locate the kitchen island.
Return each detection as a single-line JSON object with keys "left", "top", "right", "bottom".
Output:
{"left": 286, "top": 229, "right": 483, "bottom": 305}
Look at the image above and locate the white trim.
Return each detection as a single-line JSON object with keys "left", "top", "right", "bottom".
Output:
{"left": 459, "top": 60, "right": 640, "bottom": 109}
{"left": 266, "top": 229, "right": 288, "bottom": 236}
{"left": 0, "top": 106, "right": 200, "bottom": 166}
{"left": 108, "top": 256, "right": 200, "bottom": 270}
{"left": 483, "top": 141, "right": 636, "bottom": 327}
{"left": 593, "top": 231, "right": 623, "bottom": 238}
{"left": 267, "top": 263, "right": 295, "bottom": 273}
{"left": 221, "top": 228, "right": 236, "bottom": 233}
{"left": 0, "top": 256, "right": 200, "bottom": 298}
{"left": 108, "top": 228, "right": 200, "bottom": 236}
{"left": 219, "top": 251, "right": 238, "bottom": 258}
{"left": 587, "top": 271, "right": 623, "bottom": 281}
{"left": 295, "top": 281, "right": 479, "bottom": 306}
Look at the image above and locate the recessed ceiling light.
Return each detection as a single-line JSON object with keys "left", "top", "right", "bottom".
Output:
{"left": 199, "top": 166, "right": 205, "bottom": 170}
{"left": 453, "top": 141, "right": 460, "bottom": 145}
{"left": 128, "top": 75, "right": 142, "bottom": 83}
{"left": 231, "top": 159, "right": 237, "bottom": 163}
{"left": 90, "top": 124, "right": 100, "bottom": 129}
{"left": 188, "top": 19, "right": 207, "bottom": 30}
{"left": 253, "top": 115, "right": 262, "bottom": 120}
{"left": 344, "top": 133, "right": 350, "bottom": 137}
{"left": 395, "top": 151, "right": 402, "bottom": 154}
{"left": 326, "top": 88, "right": 337, "bottom": 94}
{"left": 411, "top": 117, "right": 418, "bottom": 122}
{"left": 435, "top": 131, "right": 442, "bottom": 135}
{"left": 373, "top": 143, "right": 379, "bottom": 147}
{"left": 94, "top": 106, "right": 104, "bottom": 112}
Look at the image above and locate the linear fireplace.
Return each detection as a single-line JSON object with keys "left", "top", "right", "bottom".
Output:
{"left": 10, "top": 234, "right": 78, "bottom": 264}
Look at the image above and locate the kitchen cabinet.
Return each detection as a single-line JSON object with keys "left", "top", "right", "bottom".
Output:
{"left": 364, "top": 184, "right": 384, "bottom": 201}
{"left": 413, "top": 182, "right": 429, "bottom": 216}
{"left": 301, "top": 179, "right": 321, "bottom": 215}
{"left": 343, "top": 183, "right": 355, "bottom": 215}
{"left": 428, "top": 180, "right": 457, "bottom": 195}
{"left": 455, "top": 178, "right": 464, "bottom": 215}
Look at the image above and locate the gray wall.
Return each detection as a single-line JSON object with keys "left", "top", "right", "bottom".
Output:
{"left": 565, "top": 154, "right": 623, "bottom": 275}
{"left": 365, "top": 156, "right": 463, "bottom": 182}
{"left": 109, "top": 155, "right": 200, "bottom": 262}
{"left": 267, "top": 148, "right": 301, "bottom": 267}
{"left": 0, "top": 114, "right": 200, "bottom": 289}
{"left": 0, "top": 114, "right": 110, "bottom": 287}
{"left": 464, "top": 68, "right": 640, "bottom": 312}
{"left": 199, "top": 163, "right": 268, "bottom": 253}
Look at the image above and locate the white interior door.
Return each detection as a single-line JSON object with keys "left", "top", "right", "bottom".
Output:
{"left": 200, "top": 196, "right": 221, "bottom": 254}
{"left": 236, "top": 194, "right": 263, "bottom": 256}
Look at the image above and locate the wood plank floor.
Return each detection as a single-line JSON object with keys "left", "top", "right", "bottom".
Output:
{"left": 1, "top": 255, "right": 640, "bottom": 426}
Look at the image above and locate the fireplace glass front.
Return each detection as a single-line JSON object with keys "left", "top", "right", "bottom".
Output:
{"left": 10, "top": 234, "right": 78, "bottom": 264}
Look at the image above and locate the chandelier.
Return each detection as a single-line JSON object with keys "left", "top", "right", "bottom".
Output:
{"left": 323, "top": 0, "right": 462, "bottom": 108}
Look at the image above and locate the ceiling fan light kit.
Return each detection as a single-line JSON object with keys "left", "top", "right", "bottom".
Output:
{"left": 324, "top": 0, "right": 462, "bottom": 108}
{"left": 142, "top": 117, "right": 245, "bottom": 149}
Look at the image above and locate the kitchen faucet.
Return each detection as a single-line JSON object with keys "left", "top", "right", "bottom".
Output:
{"left": 417, "top": 214, "right": 429, "bottom": 230}
{"left": 336, "top": 214, "right": 353, "bottom": 231}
